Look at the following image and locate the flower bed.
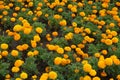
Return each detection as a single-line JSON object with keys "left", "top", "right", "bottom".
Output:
{"left": 0, "top": 0, "right": 120, "bottom": 80}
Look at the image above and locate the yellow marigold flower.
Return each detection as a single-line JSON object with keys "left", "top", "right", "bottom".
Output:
{"left": 71, "top": 44, "right": 76, "bottom": 49}
{"left": 89, "top": 69, "right": 97, "bottom": 76}
{"left": 36, "top": 27, "right": 43, "bottom": 34}
{"left": 11, "top": 50, "right": 19, "bottom": 57}
{"left": 94, "top": 53, "right": 101, "bottom": 58}
{"left": 105, "top": 39, "right": 112, "bottom": 45}
{"left": 13, "top": 25, "right": 23, "bottom": 32}
{"left": 112, "top": 37, "right": 119, "bottom": 43}
{"left": 111, "top": 31, "right": 117, "bottom": 36}
{"left": 61, "top": 58, "right": 67, "bottom": 65}
{"left": 5, "top": 74, "right": 11, "bottom": 79}
{"left": 20, "top": 72, "right": 28, "bottom": 79}
{"left": 83, "top": 75, "right": 91, "bottom": 80}
{"left": 15, "top": 78, "right": 22, "bottom": 80}
{"left": 56, "top": 47, "right": 64, "bottom": 54}
{"left": 23, "top": 28, "right": 32, "bottom": 34}
{"left": 14, "top": 60, "right": 24, "bottom": 67}
{"left": 54, "top": 57, "right": 62, "bottom": 65}
{"left": 11, "top": 66, "right": 20, "bottom": 73}
{"left": 59, "top": 20, "right": 67, "bottom": 26}
{"left": 48, "top": 71, "right": 57, "bottom": 79}
{"left": 71, "top": 7, "right": 77, "bottom": 12}
{"left": 117, "top": 74, "right": 120, "bottom": 80}
{"left": 40, "top": 73, "right": 48, "bottom": 80}
{"left": 13, "top": 33, "right": 21, "bottom": 41}
{"left": 28, "top": 2, "right": 33, "bottom": 7}
{"left": 64, "top": 46, "right": 71, "bottom": 51}
{"left": 72, "top": 22, "right": 77, "bottom": 27}
{"left": 113, "top": 59, "right": 120, "bottom": 65}
{"left": 31, "top": 40, "right": 37, "bottom": 48}
{"left": 16, "top": 45, "right": 24, "bottom": 51}
{"left": 65, "top": 32, "right": 73, "bottom": 40}
{"left": 83, "top": 63, "right": 92, "bottom": 72}
{"left": 84, "top": 28, "right": 91, "bottom": 34}
{"left": 79, "top": 12, "right": 85, "bottom": 17}
{"left": 1, "top": 50, "right": 8, "bottom": 57}
{"left": 27, "top": 51, "right": 34, "bottom": 57}
{"left": 22, "top": 44, "right": 29, "bottom": 50}
{"left": 92, "top": 77, "right": 101, "bottom": 80}
{"left": 104, "top": 58, "right": 113, "bottom": 66}
{"left": 36, "top": 11, "right": 42, "bottom": 16}
{"left": 0, "top": 43, "right": 8, "bottom": 50}
{"left": 54, "top": 14, "right": 61, "bottom": 19}
{"left": 47, "top": 44, "right": 55, "bottom": 51}
{"left": 109, "top": 23, "right": 115, "bottom": 27}
{"left": 98, "top": 60, "right": 106, "bottom": 69}
{"left": 33, "top": 35, "right": 41, "bottom": 42}
{"left": 58, "top": 8, "right": 63, "bottom": 12}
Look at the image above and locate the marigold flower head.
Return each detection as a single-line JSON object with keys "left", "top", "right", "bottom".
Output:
{"left": 89, "top": 69, "right": 97, "bottom": 76}
{"left": 83, "top": 63, "right": 92, "bottom": 72}
{"left": 14, "top": 33, "right": 21, "bottom": 41}
{"left": 36, "top": 27, "right": 43, "bottom": 34}
{"left": 54, "top": 57, "right": 62, "bottom": 65}
{"left": 105, "top": 58, "right": 113, "bottom": 66}
{"left": 20, "top": 72, "right": 28, "bottom": 79}
{"left": 33, "top": 35, "right": 41, "bottom": 42}
{"left": 83, "top": 75, "right": 91, "bottom": 80}
{"left": 40, "top": 73, "right": 48, "bottom": 80}
{"left": 14, "top": 60, "right": 24, "bottom": 67}
{"left": 0, "top": 43, "right": 8, "bottom": 50}
{"left": 59, "top": 20, "right": 67, "bottom": 26}
{"left": 105, "top": 39, "right": 112, "bottom": 45}
{"left": 13, "top": 25, "right": 23, "bottom": 32}
{"left": 98, "top": 60, "right": 106, "bottom": 69}
{"left": 92, "top": 76, "right": 101, "bottom": 80}
{"left": 56, "top": 47, "right": 64, "bottom": 54}
{"left": 11, "top": 66, "right": 20, "bottom": 73}
{"left": 11, "top": 50, "right": 19, "bottom": 57}
{"left": 1, "top": 50, "right": 8, "bottom": 57}
{"left": 48, "top": 71, "right": 57, "bottom": 79}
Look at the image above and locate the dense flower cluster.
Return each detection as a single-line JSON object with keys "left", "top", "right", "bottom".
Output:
{"left": 0, "top": 0, "right": 120, "bottom": 80}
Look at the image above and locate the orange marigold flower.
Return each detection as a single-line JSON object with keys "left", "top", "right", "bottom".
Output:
{"left": 11, "top": 66, "right": 20, "bottom": 73}
{"left": 40, "top": 73, "right": 48, "bottom": 80}
{"left": 104, "top": 58, "right": 113, "bottom": 66}
{"left": 14, "top": 33, "right": 21, "bottom": 41}
{"left": 83, "top": 75, "right": 91, "bottom": 80}
{"left": 79, "top": 12, "right": 85, "bottom": 17}
{"left": 48, "top": 71, "right": 57, "bottom": 79}
{"left": 54, "top": 57, "right": 62, "bottom": 65}
{"left": 98, "top": 60, "right": 106, "bottom": 69}
{"left": 1, "top": 50, "right": 8, "bottom": 57}
{"left": 36, "top": 27, "right": 43, "bottom": 34}
{"left": 56, "top": 47, "right": 64, "bottom": 54}
{"left": 14, "top": 60, "right": 24, "bottom": 67}
{"left": 89, "top": 69, "right": 97, "bottom": 76}
{"left": 59, "top": 20, "right": 67, "bottom": 26}
{"left": 83, "top": 63, "right": 92, "bottom": 72}
{"left": 11, "top": 50, "right": 19, "bottom": 57}
{"left": 105, "top": 39, "right": 112, "bottom": 45}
